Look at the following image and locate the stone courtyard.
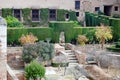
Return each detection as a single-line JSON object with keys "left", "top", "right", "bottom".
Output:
{"left": 7, "top": 43, "right": 120, "bottom": 80}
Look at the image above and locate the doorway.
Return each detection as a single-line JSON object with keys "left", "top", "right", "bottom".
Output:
{"left": 104, "top": 5, "right": 112, "bottom": 16}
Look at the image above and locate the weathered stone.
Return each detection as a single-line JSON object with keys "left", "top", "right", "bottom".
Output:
{"left": 74, "top": 50, "right": 86, "bottom": 64}
{"left": 54, "top": 44, "right": 65, "bottom": 53}
{"left": 16, "top": 73, "right": 25, "bottom": 80}
{"left": 65, "top": 43, "right": 75, "bottom": 51}
{"left": 66, "top": 65, "right": 89, "bottom": 80}
{"left": 96, "top": 53, "right": 120, "bottom": 69}
{"left": 85, "top": 65, "right": 112, "bottom": 80}
{"left": 59, "top": 32, "right": 65, "bottom": 46}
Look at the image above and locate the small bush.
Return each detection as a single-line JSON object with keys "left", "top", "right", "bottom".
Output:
{"left": 19, "top": 33, "right": 38, "bottom": 45}
{"left": 36, "top": 41, "right": 55, "bottom": 65}
{"left": 22, "top": 41, "right": 55, "bottom": 64}
{"left": 5, "top": 16, "right": 23, "bottom": 27}
{"left": 77, "top": 35, "right": 88, "bottom": 45}
{"left": 25, "top": 60, "right": 45, "bottom": 80}
{"left": 22, "top": 44, "right": 38, "bottom": 63}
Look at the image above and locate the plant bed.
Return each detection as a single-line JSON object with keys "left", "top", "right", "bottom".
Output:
{"left": 107, "top": 45, "right": 120, "bottom": 52}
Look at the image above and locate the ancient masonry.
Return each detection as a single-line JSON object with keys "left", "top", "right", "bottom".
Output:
{"left": 0, "top": 17, "right": 7, "bottom": 80}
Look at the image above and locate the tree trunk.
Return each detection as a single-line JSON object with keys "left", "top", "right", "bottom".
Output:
{"left": 101, "top": 38, "right": 105, "bottom": 50}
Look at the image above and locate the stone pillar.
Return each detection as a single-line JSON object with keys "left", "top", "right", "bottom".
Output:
{"left": 0, "top": 16, "right": 7, "bottom": 80}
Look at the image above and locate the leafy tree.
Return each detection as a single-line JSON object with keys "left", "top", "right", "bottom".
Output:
{"left": 95, "top": 26, "right": 112, "bottom": 49}
{"left": 25, "top": 60, "right": 45, "bottom": 80}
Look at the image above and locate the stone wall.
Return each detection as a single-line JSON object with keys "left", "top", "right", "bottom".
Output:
{"left": 74, "top": 50, "right": 86, "bottom": 64}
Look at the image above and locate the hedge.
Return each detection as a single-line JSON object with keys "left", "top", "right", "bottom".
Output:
{"left": 74, "top": 27, "right": 96, "bottom": 43}
{"left": 7, "top": 27, "right": 53, "bottom": 45}
{"left": 8, "top": 21, "right": 98, "bottom": 45}
{"left": 49, "top": 21, "right": 75, "bottom": 43}
{"left": 85, "top": 12, "right": 120, "bottom": 41}
{"left": 111, "top": 18, "right": 120, "bottom": 41}
{"left": 85, "top": 12, "right": 110, "bottom": 26}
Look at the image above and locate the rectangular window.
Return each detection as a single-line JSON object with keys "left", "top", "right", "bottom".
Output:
{"left": 76, "top": 12, "right": 79, "bottom": 17}
{"left": 49, "top": 9, "right": 56, "bottom": 21}
{"left": 32, "top": 9, "right": 40, "bottom": 21}
{"left": 75, "top": 1, "right": 80, "bottom": 9}
{"left": 95, "top": 7, "right": 100, "bottom": 11}
{"left": 115, "top": 6, "right": 118, "bottom": 11}
{"left": 13, "top": 9, "right": 21, "bottom": 21}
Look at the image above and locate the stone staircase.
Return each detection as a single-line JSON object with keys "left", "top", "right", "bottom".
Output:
{"left": 65, "top": 50, "right": 79, "bottom": 67}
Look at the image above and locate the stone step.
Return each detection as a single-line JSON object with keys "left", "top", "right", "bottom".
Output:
{"left": 68, "top": 57, "right": 77, "bottom": 60}
{"left": 65, "top": 50, "right": 72, "bottom": 53}
{"left": 69, "top": 60, "right": 78, "bottom": 63}
{"left": 87, "top": 61, "right": 97, "bottom": 64}
{"left": 68, "top": 54, "right": 76, "bottom": 57}
{"left": 68, "top": 63, "right": 79, "bottom": 67}
{"left": 67, "top": 53, "right": 74, "bottom": 55}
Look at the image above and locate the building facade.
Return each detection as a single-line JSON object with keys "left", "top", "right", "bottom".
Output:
{"left": 0, "top": 0, "right": 120, "bottom": 22}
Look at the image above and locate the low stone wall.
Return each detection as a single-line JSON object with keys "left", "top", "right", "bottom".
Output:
{"left": 74, "top": 50, "right": 86, "bottom": 64}
{"left": 98, "top": 53, "right": 120, "bottom": 69}
{"left": 16, "top": 73, "right": 25, "bottom": 80}
{"left": 7, "top": 47, "right": 24, "bottom": 69}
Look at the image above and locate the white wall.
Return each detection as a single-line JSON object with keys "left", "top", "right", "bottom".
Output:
{"left": 0, "top": 0, "right": 75, "bottom": 10}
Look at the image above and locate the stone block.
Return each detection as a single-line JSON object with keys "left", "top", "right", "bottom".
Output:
{"left": 74, "top": 50, "right": 86, "bottom": 64}
{"left": 85, "top": 65, "right": 112, "bottom": 80}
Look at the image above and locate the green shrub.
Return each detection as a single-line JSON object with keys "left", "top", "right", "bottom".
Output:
{"left": 5, "top": 16, "right": 23, "bottom": 27}
{"left": 25, "top": 60, "right": 45, "bottom": 80}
